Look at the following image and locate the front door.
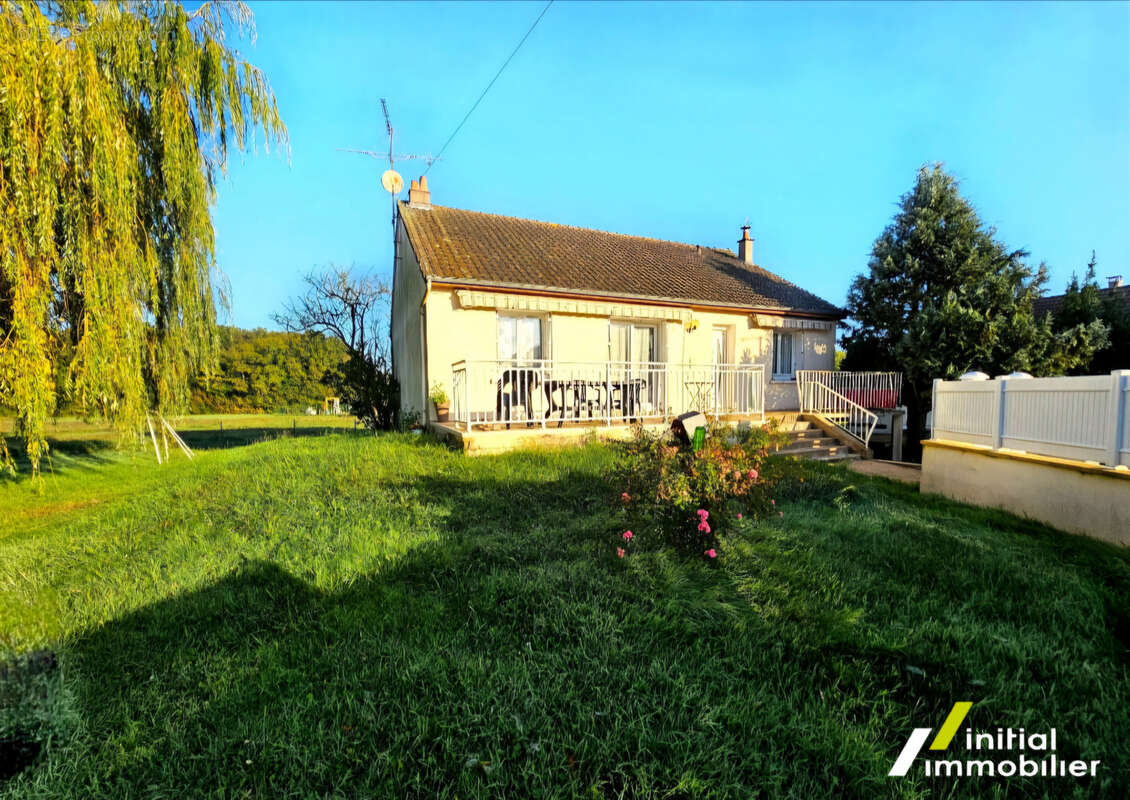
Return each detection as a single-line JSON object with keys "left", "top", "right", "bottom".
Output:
{"left": 712, "top": 327, "right": 729, "bottom": 412}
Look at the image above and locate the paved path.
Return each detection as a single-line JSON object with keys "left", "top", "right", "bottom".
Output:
{"left": 848, "top": 459, "right": 921, "bottom": 485}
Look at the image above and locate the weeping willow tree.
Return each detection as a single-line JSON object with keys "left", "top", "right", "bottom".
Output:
{"left": 0, "top": 1, "right": 286, "bottom": 471}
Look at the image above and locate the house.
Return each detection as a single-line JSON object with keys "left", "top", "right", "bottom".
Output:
{"left": 1033, "top": 276, "right": 1129, "bottom": 319}
{"left": 391, "top": 177, "right": 893, "bottom": 453}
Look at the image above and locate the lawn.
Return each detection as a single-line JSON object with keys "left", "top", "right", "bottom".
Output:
{"left": 1, "top": 431, "right": 1128, "bottom": 798}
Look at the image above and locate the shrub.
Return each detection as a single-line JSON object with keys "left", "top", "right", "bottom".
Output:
{"left": 607, "top": 421, "right": 791, "bottom": 555}
{"left": 330, "top": 351, "right": 400, "bottom": 431}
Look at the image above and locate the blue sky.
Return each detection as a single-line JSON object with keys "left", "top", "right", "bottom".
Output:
{"left": 213, "top": 1, "right": 1130, "bottom": 329}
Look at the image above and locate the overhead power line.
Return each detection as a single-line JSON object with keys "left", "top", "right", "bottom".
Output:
{"left": 424, "top": 1, "right": 554, "bottom": 175}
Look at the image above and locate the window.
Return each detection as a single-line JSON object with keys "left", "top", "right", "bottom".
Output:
{"left": 497, "top": 315, "right": 544, "bottom": 362}
{"left": 609, "top": 322, "right": 656, "bottom": 365}
{"left": 772, "top": 331, "right": 795, "bottom": 379}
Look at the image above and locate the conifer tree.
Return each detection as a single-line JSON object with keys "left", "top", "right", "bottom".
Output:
{"left": 842, "top": 164, "right": 1104, "bottom": 453}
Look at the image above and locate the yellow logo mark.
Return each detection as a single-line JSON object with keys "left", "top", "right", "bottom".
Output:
{"left": 930, "top": 701, "right": 973, "bottom": 750}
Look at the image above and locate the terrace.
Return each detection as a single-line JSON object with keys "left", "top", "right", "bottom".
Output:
{"left": 437, "top": 360, "right": 902, "bottom": 456}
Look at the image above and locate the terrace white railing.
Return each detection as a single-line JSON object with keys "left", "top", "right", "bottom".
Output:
{"left": 795, "top": 370, "right": 902, "bottom": 411}
{"left": 932, "top": 371, "right": 1130, "bottom": 467}
{"left": 798, "top": 379, "right": 879, "bottom": 449}
{"left": 450, "top": 359, "right": 764, "bottom": 432}
{"left": 794, "top": 370, "right": 898, "bottom": 449}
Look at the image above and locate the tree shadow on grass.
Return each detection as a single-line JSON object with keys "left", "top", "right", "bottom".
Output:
{"left": 176, "top": 425, "right": 367, "bottom": 451}
{"left": 0, "top": 437, "right": 118, "bottom": 485}
{"left": 6, "top": 464, "right": 1129, "bottom": 797}
{"left": 1, "top": 427, "right": 370, "bottom": 484}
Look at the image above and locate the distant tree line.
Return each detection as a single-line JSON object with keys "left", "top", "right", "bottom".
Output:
{"left": 189, "top": 327, "right": 347, "bottom": 414}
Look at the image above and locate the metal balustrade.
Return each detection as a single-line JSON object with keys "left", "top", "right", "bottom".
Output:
{"left": 795, "top": 370, "right": 902, "bottom": 411}
{"left": 798, "top": 379, "right": 880, "bottom": 449}
{"left": 449, "top": 359, "right": 765, "bottom": 432}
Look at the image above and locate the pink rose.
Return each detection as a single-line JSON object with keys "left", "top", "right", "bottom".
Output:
{"left": 698, "top": 521, "right": 711, "bottom": 533}
{"left": 705, "top": 549, "right": 717, "bottom": 559}
{"left": 778, "top": 511, "right": 783, "bottom": 517}
{"left": 621, "top": 492, "right": 630, "bottom": 502}
{"left": 770, "top": 499, "right": 775, "bottom": 506}
{"left": 617, "top": 547, "right": 625, "bottom": 558}
{"left": 748, "top": 469, "right": 757, "bottom": 480}
{"left": 622, "top": 530, "right": 633, "bottom": 541}
{"left": 736, "top": 513, "right": 743, "bottom": 520}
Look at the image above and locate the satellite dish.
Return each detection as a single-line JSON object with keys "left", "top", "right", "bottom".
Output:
{"left": 381, "top": 169, "right": 404, "bottom": 194}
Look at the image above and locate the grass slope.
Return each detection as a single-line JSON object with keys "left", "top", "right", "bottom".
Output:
{"left": 1, "top": 434, "right": 1127, "bottom": 798}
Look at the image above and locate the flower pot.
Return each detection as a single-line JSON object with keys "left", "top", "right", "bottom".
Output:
{"left": 434, "top": 402, "right": 450, "bottom": 423}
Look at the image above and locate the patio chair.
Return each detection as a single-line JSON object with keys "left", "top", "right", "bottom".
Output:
{"left": 496, "top": 368, "right": 540, "bottom": 429}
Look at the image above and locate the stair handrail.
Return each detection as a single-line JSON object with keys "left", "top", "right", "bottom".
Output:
{"left": 799, "top": 379, "right": 879, "bottom": 449}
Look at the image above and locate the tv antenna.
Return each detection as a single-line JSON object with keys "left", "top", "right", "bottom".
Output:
{"left": 339, "top": 98, "right": 438, "bottom": 227}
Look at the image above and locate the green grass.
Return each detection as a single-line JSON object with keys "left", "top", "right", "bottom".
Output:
{"left": 1, "top": 432, "right": 1128, "bottom": 798}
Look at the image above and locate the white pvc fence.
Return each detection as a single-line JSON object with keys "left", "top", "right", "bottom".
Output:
{"left": 932, "top": 371, "right": 1130, "bottom": 467}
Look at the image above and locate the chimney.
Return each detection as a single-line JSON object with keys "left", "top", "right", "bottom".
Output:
{"left": 408, "top": 175, "right": 431, "bottom": 209}
{"left": 737, "top": 225, "right": 754, "bottom": 265}
{"left": 1108, "top": 275, "right": 1123, "bottom": 289}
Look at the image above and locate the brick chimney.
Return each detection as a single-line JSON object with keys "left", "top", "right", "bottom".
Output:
{"left": 408, "top": 175, "right": 431, "bottom": 209}
{"left": 737, "top": 225, "right": 754, "bottom": 265}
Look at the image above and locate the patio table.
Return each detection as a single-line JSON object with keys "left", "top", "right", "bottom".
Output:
{"left": 542, "top": 376, "right": 646, "bottom": 425}
{"left": 684, "top": 379, "right": 714, "bottom": 412}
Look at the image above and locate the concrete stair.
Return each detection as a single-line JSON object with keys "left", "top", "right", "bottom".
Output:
{"left": 773, "top": 419, "right": 861, "bottom": 462}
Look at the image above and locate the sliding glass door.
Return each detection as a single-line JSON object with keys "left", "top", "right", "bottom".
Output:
{"left": 610, "top": 322, "right": 658, "bottom": 416}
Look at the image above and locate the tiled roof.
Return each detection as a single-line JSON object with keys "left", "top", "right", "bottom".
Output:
{"left": 399, "top": 202, "right": 843, "bottom": 317}
{"left": 1033, "top": 284, "right": 1130, "bottom": 318}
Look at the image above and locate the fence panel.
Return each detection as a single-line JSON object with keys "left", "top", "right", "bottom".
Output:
{"left": 932, "top": 381, "right": 998, "bottom": 447}
{"left": 933, "top": 371, "right": 1130, "bottom": 466}
{"left": 1000, "top": 376, "right": 1111, "bottom": 462}
{"left": 1122, "top": 382, "right": 1130, "bottom": 467}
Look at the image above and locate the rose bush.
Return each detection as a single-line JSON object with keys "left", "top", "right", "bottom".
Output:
{"left": 607, "top": 421, "right": 790, "bottom": 555}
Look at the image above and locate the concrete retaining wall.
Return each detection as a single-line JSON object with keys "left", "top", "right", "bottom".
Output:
{"left": 921, "top": 440, "right": 1130, "bottom": 546}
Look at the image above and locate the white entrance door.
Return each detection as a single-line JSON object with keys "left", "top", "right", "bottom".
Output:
{"left": 712, "top": 327, "right": 728, "bottom": 365}
{"left": 712, "top": 327, "right": 729, "bottom": 412}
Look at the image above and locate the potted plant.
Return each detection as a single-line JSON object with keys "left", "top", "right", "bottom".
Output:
{"left": 429, "top": 382, "right": 450, "bottom": 422}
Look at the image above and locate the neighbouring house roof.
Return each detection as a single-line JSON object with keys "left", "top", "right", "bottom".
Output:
{"left": 1033, "top": 284, "right": 1130, "bottom": 319}
{"left": 398, "top": 202, "right": 843, "bottom": 318}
